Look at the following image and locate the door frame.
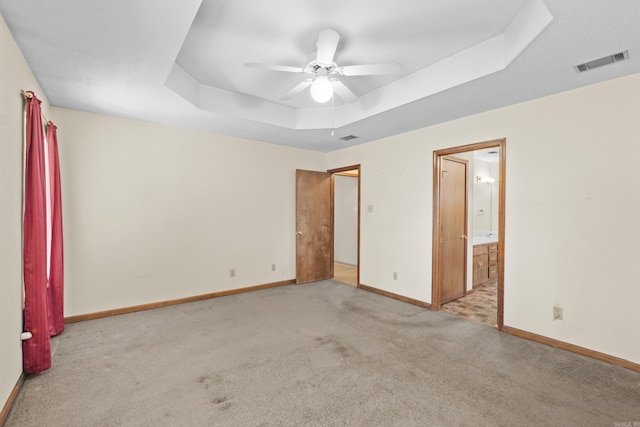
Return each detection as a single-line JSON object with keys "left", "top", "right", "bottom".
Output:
{"left": 328, "top": 164, "right": 361, "bottom": 286}
{"left": 432, "top": 139, "right": 506, "bottom": 330}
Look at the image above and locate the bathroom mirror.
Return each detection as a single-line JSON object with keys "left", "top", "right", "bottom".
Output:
{"left": 472, "top": 148, "right": 499, "bottom": 245}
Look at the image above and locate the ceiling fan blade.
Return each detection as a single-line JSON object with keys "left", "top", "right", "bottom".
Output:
{"left": 280, "top": 79, "right": 313, "bottom": 101}
{"left": 316, "top": 29, "right": 340, "bottom": 65}
{"left": 339, "top": 63, "right": 402, "bottom": 76}
{"left": 245, "top": 63, "right": 305, "bottom": 73}
{"left": 331, "top": 79, "right": 357, "bottom": 103}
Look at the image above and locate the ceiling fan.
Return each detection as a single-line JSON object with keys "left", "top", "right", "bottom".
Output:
{"left": 245, "top": 29, "right": 401, "bottom": 104}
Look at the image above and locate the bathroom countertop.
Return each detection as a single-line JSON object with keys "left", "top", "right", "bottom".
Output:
{"left": 473, "top": 235, "right": 498, "bottom": 246}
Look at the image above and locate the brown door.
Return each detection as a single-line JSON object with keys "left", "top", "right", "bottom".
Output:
{"left": 296, "top": 170, "right": 333, "bottom": 284}
{"left": 439, "top": 157, "right": 468, "bottom": 303}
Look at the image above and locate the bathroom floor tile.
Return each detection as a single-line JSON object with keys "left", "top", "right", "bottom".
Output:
{"left": 441, "top": 281, "right": 497, "bottom": 327}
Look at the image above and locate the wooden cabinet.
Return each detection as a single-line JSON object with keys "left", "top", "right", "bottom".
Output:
{"left": 472, "top": 245, "right": 488, "bottom": 287}
{"left": 488, "top": 248, "right": 498, "bottom": 280}
{"left": 473, "top": 243, "right": 498, "bottom": 287}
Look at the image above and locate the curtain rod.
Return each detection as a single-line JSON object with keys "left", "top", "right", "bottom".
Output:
{"left": 21, "top": 90, "right": 53, "bottom": 125}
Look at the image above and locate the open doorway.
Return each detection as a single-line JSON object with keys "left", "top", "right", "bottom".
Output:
{"left": 432, "top": 139, "right": 505, "bottom": 330}
{"left": 330, "top": 166, "right": 360, "bottom": 286}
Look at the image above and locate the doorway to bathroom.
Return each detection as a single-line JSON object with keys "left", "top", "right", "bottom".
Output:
{"left": 432, "top": 139, "right": 505, "bottom": 330}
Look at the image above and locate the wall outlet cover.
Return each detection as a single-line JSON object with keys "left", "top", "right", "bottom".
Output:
{"left": 553, "top": 306, "right": 563, "bottom": 320}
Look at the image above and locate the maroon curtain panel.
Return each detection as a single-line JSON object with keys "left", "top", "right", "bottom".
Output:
{"left": 46, "top": 122, "right": 64, "bottom": 336}
{"left": 23, "top": 93, "right": 51, "bottom": 373}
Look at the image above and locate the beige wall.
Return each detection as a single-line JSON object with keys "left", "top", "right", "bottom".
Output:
{"left": 53, "top": 108, "right": 326, "bottom": 316}
{"left": 0, "top": 13, "right": 51, "bottom": 410}
{"left": 328, "top": 72, "right": 640, "bottom": 364}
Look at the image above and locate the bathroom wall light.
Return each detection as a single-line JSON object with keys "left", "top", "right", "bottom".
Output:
{"left": 476, "top": 175, "right": 495, "bottom": 184}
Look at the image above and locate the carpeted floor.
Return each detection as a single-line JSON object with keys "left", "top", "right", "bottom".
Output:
{"left": 5, "top": 280, "right": 639, "bottom": 426}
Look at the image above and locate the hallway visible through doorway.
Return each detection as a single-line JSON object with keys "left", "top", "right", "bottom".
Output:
{"left": 331, "top": 166, "right": 360, "bottom": 288}
{"left": 333, "top": 262, "right": 357, "bottom": 286}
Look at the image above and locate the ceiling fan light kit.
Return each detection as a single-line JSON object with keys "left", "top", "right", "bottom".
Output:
{"left": 310, "top": 75, "right": 333, "bottom": 103}
{"left": 246, "top": 29, "right": 401, "bottom": 105}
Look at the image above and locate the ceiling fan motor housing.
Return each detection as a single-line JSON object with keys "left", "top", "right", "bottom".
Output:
{"left": 306, "top": 61, "right": 337, "bottom": 76}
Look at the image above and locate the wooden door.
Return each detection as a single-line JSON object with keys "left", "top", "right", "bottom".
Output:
{"left": 439, "top": 157, "right": 468, "bottom": 303}
{"left": 296, "top": 170, "right": 333, "bottom": 284}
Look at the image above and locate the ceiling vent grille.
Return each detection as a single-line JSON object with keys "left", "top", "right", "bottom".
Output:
{"left": 339, "top": 135, "right": 359, "bottom": 141}
{"left": 574, "top": 50, "right": 629, "bottom": 73}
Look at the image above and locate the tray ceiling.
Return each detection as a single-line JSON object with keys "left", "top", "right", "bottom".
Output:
{"left": 1, "top": 0, "right": 639, "bottom": 152}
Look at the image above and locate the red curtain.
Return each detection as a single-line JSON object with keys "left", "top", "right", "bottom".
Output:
{"left": 46, "top": 121, "right": 64, "bottom": 336}
{"left": 23, "top": 93, "right": 51, "bottom": 373}
{"left": 23, "top": 94, "right": 64, "bottom": 373}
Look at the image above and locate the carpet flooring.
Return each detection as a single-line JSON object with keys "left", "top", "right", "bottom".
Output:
{"left": 5, "top": 280, "right": 639, "bottom": 426}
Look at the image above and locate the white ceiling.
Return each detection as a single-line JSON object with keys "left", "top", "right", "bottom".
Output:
{"left": 1, "top": 0, "right": 639, "bottom": 152}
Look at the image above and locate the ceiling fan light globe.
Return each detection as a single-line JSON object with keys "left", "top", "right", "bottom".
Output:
{"left": 310, "top": 76, "right": 333, "bottom": 103}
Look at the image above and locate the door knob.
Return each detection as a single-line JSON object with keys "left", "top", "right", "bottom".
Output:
{"left": 297, "top": 231, "right": 303, "bottom": 235}
{"left": 460, "top": 234, "right": 467, "bottom": 239}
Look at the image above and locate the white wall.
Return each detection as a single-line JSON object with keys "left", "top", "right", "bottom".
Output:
{"left": 53, "top": 108, "right": 326, "bottom": 316}
{"left": 334, "top": 175, "right": 358, "bottom": 265}
{"left": 473, "top": 158, "right": 493, "bottom": 234}
{"left": 490, "top": 161, "right": 499, "bottom": 233}
{"left": 0, "top": 13, "right": 51, "bottom": 411}
{"left": 328, "top": 72, "right": 640, "bottom": 364}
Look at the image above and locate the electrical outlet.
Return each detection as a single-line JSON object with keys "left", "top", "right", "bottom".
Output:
{"left": 271, "top": 264, "right": 276, "bottom": 272}
{"left": 393, "top": 272, "right": 398, "bottom": 280}
{"left": 230, "top": 268, "right": 236, "bottom": 278}
{"left": 368, "top": 205, "right": 373, "bottom": 213}
{"left": 553, "top": 306, "right": 563, "bottom": 320}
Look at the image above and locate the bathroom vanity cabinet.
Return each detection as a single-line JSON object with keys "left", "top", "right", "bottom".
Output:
{"left": 473, "top": 243, "right": 498, "bottom": 287}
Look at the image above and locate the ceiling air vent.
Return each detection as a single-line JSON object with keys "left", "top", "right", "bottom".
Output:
{"left": 574, "top": 50, "right": 629, "bottom": 73}
{"left": 339, "top": 135, "right": 359, "bottom": 141}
